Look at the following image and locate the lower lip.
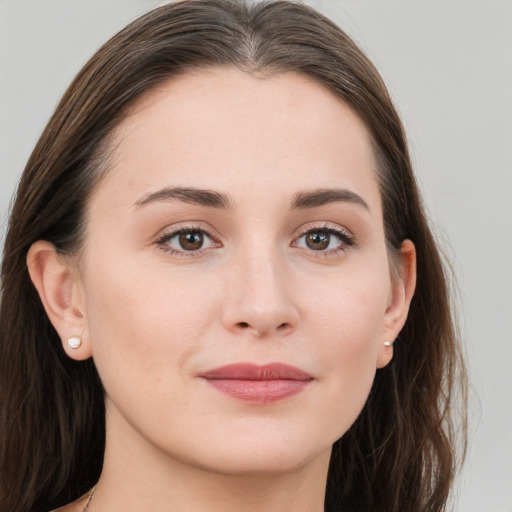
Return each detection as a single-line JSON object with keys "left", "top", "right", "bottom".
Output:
{"left": 204, "top": 379, "right": 310, "bottom": 404}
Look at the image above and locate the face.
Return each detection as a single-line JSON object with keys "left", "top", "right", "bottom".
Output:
{"left": 73, "top": 68, "right": 405, "bottom": 476}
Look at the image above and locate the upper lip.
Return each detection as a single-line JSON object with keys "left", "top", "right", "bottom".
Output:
{"left": 201, "top": 363, "right": 313, "bottom": 381}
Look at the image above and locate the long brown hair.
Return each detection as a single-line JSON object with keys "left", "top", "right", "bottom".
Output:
{"left": 0, "top": 1, "right": 466, "bottom": 511}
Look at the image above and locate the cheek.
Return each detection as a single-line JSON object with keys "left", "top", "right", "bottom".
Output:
{"left": 81, "top": 254, "right": 220, "bottom": 394}
{"left": 304, "top": 266, "right": 389, "bottom": 356}
{"left": 300, "top": 267, "right": 389, "bottom": 431}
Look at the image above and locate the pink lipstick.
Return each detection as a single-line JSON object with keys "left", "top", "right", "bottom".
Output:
{"left": 201, "top": 363, "right": 313, "bottom": 404}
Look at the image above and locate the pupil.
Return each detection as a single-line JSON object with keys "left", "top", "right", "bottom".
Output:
{"left": 179, "top": 231, "right": 203, "bottom": 250}
{"left": 306, "top": 231, "right": 329, "bottom": 250}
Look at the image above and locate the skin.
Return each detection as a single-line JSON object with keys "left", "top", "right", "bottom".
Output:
{"left": 28, "top": 68, "right": 416, "bottom": 512}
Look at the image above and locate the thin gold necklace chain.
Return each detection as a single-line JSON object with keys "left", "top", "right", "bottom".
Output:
{"left": 83, "top": 485, "right": 96, "bottom": 512}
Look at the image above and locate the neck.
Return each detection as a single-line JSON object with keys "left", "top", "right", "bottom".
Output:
{"left": 94, "top": 409, "right": 330, "bottom": 512}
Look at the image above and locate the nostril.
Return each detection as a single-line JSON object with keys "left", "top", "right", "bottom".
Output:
{"left": 234, "top": 321, "right": 293, "bottom": 334}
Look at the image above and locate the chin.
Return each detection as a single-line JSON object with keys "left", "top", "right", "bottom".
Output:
{"left": 195, "top": 449, "right": 328, "bottom": 477}
{"left": 166, "top": 423, "right": 335, "bottom": 477}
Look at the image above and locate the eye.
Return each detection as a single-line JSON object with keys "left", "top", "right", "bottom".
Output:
{"left": 294, "top": 227, "right": 354, "bottom": 253}
{"left": 157, "top": 227, "right": 218, "bottom": 254}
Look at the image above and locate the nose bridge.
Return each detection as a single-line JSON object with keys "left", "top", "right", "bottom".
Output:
{"left": 244, "top": 246, "right": 283, "bottom": 305}
{"left": 222, "top": 239, "right": 299, "bottom": 337}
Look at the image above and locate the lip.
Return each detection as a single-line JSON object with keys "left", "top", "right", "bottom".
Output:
{"left": 200, "top": 363, "right": 313, "bottom": 404}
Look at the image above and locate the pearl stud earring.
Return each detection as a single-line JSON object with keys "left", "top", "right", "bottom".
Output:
{"left": 67, "top": 335, "right": 82, "bottom": 349}
{"left": 384, "top": 340, "right": 393, "bottom": 347}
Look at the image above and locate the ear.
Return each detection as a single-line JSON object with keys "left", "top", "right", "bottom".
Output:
{"left": 27, "top": 241, "right": 92, "bottom": 360}
{"left": 377, "top": 239, "right": 417, "bottom": 369}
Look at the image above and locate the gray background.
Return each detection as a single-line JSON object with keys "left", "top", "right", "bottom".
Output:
{"left": 1, "top": 1, "right": 511, "bottom": 510}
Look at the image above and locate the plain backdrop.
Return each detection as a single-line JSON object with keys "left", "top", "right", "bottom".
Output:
{"left": 1, "top": 1, "right": 511, "bottom": 510}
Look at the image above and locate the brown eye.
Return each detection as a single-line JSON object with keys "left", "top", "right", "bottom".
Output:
{"left": 178, "top": 231, "right": 204, "bottom": 251}
{"left": 294, "top": 226, "right": 354, "bottom": 254}
{"left": 305, "top": 231, "right": 330, "bottom": 250}
{"left": 159, "top": 228, "right": 217, "bottom": 254}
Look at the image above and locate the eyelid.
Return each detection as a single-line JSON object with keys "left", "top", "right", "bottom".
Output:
{"left": 153, "top": 220, "right": 355, "bottom": 258}
{"left": 291, "top": 222, "right": 356, "bottom": 253}
{"left": 295, "top": 222, "right": 354, "bottom": 238}
{"left": 155, "top": 223, "right": 223, "bottom": 256}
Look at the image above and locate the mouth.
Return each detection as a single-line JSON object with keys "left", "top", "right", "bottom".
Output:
{"left": 200, "top": 363, "right": 313, "bottom": 404}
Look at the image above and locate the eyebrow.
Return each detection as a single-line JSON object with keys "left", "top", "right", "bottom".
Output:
{"left": 133, "top": 186, "right": 368, "bottom": 212}
{"left": 134, "top": 187, "right": 234, "bottom": 210}
{"left": 290, "top": 188, "right": 369, "bottom": 211}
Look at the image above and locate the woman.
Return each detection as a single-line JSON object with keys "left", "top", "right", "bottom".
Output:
{"left": 0, "top": 1, "right": 466, "bottom": 511}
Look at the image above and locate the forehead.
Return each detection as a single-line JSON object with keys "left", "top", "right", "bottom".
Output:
{"left": 95, "top": 67, "right": 380, "bottom": 213}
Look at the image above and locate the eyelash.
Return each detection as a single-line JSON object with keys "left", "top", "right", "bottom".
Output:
{"left": 155, "top": 224, "right": 355, "bottom": 257}
{"left": 156, "top": 225, "right": 220, "bottom": 257}
{"left": 293, "top": 225, "right": 355, "bottom": 257}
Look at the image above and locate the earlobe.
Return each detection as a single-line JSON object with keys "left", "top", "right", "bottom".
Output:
{"left": 26, "top": 241, "right": 92, "bottom": 360}
{"left": 377, "top": 239, "right": 417, "bottom": 369}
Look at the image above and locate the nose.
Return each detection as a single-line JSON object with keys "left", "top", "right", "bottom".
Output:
{"left": 221, "top": 248, "right": 300, "bottom": 338}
